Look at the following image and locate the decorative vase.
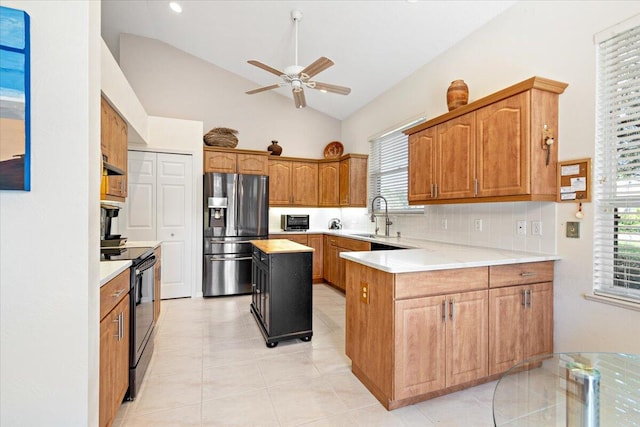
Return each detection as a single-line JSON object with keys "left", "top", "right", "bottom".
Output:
{"left": 446, "top": 80, "right": 469, "bottom": 111}
{"left": 267, "top": 140, "right": 282, "bottom": 156}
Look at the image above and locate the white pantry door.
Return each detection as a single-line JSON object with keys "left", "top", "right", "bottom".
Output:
{"left": 156, "top": 153, "right": 192, "bottom": 299}
{"left": 124, "top": 151, "right": 193, "bottom": 299}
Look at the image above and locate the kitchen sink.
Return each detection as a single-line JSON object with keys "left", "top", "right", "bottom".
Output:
{"left": 350, "top": 233, "right": 378, "bottom": 239}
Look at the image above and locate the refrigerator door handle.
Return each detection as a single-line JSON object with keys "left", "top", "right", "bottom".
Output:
{"left": 209, "top": 255, "right": 253, "bottom": 262}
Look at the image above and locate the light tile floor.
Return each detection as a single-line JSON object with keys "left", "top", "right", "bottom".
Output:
{"left": 114, "top": 284, "right": 497, "bottom": 426}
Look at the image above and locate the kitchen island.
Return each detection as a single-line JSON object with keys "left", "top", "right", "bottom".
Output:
{"left": 250, "top": 239, "right": 314, "bottom": 347}
{"left": 340, "top": 243, "right": 558, "bottom": 410}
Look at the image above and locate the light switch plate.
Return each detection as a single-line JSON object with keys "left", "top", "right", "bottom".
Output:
{"left": 566, "top": 221, "right": 580, "bottom": 238}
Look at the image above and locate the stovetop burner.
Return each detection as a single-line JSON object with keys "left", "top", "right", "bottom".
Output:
{"left": 101, "top": 246, "right": 154, "bottom": 263}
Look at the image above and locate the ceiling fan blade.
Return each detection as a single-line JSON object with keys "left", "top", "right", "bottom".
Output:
{"left": 247, "top": 60, "right": 285, "bottom": 77}
{"left": 301, "top": 57, "right": 334, "bottom": 79}
{"left": 246, "top": 84, "right": 281, "bottom": 95}
{"left": 311, "top": 81, "right": 351, "bottom": 95}
{"left": 293, "top": 88, "right": 306, "bottom": 109}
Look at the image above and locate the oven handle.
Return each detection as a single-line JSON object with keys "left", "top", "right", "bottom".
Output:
{"left": 135, "top": 255, "right": 157, "bottom": 275}
{"left": 208, "top": 255, "right": 253, "bottom": 262}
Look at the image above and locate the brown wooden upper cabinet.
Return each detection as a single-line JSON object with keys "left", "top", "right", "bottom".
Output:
{"left": 318, "top": 161, "right": 340, "bottom": 206}
{"left": 406, "top": 77, "right": 567, "bottom": 205}
{"left": 203, "top": 147, "right": 269, "bottom": 175}
{"left": 101, "top": 96, "right": 128, "bottom": 201}
{"left": 339, "top": 155, "right": 368, "bottom": 207}
{"left": 269, "top": 159, "right": 318, "bottom": 206}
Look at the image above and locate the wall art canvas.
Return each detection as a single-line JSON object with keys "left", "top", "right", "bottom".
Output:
{"left": 0, "top": 6, "right": 30, "bottom": 191}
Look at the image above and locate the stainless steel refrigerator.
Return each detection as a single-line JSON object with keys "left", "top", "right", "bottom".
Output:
{"left": 203, "top": 173, "right": 269, "bottom": 296}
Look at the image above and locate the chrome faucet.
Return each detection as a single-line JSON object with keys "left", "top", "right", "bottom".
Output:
{"left": 370, "top": 195, "right": 393, "bottom": 237}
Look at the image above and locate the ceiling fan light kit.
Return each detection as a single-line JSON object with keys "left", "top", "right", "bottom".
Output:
{"left": 246, "top": 9, "right": 351, "bottom": 109}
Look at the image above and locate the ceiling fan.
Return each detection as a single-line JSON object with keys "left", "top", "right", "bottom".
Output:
{"left": 245, "top": 10, "right": 351, "bottom": 109}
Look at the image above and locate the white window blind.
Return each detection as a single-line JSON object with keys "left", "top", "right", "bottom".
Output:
{"left": 594, "top": 19, "right": 640, "bottom": 302}
{"left": 368, "top": 119, "right": 425, "bottom": 213}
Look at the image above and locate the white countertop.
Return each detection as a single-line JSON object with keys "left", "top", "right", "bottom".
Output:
{"left": 270, "top": 229, "right": 558, "bottom": 273}
{"left": 100, "top": 260, "right": 131, "bottom": 287}
{"left": 340, "top": 241, "right": 559, "bottom": 273}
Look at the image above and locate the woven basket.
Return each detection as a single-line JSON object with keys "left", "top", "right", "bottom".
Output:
{"left": 203, "top": 127, "right": 239, "bottom": 148}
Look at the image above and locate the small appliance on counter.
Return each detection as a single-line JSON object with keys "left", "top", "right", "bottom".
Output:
{"left": 281, "top": 214, "right": 309, "bottom": 231}
{"left": 100, "top": 202, "right": 127, "bottom": 248}
{"left": 328, "top": 218, "right": 342, "bottom": 230}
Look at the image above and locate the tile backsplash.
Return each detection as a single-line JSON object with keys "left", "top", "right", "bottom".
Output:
{"left": 268, "top": 201, "right": 556, "bottom": 254}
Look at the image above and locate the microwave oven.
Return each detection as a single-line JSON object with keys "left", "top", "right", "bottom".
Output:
{"left": 281, "top": 214, "right": 309, "bottom": 231}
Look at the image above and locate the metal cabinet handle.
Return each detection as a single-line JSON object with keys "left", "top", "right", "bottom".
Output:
{"left": 522, "top": 289, "right": 527, "bottom": 306}
{"left": 527, "top": 289, "right": 533, "bottom": 307}
{"left": 434, "top": 183, "right": 438, "bottom": 198}
{"left": 442, "top": 300, "right": 447, "bottom": 321}
{"left": 450, "top": 299, "right": 455, "bottom": 320}
{"left": 520, "top": 272, "right": 537, "bottom": 277}
{"left": 431, "top": 184, "right": 435, "bottom": 199}
{"left": 474, "top": 179, "right": 478, "bottom": 196}
{"left": 111, "top": 289, "right": 126, "bottom": 299}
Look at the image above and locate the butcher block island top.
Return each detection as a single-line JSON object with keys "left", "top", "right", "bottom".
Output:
{"left": 251, "top": 238, "right": 314, "bottom": 254}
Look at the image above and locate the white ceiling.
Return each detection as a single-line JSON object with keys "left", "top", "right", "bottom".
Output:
{"left": 101, "top": 0, "right": 516, "bottom": 120}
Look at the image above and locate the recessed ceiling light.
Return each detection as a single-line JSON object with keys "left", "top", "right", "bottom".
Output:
{"left": 169, "top": 2, "right": 182, "bottom": 13}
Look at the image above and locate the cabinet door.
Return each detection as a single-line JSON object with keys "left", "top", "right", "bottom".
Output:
{"left": 292, "top": 161, "right": 318, "bottom": 205}
{"left": 204, "top": 150, "right": 236, "bottom": 173}
{"left": 408, "top": 128, "right": 436, "bottom": 203}
{"left": 524, "top": 282, "right": 553, "bottom": 360}
{"left": 308, "top": 234, "right": 324, "bottom": 281}
{"left": 323, "top": 236, "right": 339, "bottom": 286}
{"left": 436, "top": 112, "right": 476, "bottom": 199}
{"left": 476, "top": 92, "right": 530, "bottom": 197}
{"left": 489, "top": 286, "right": 526, "bottom": 375}
{"left": 339, "top": 157, "right": 368, "bottom": 207}
{"left": 99, "top": 295, "right": 129, "bottom": 427}
{"left": 318, "top": 162, "right": 340, "bottom": 206}
{"left": 108, "top": 112, "right": 128, "bottom": 198}
{"left": 237, "top": 154, "right": 268, "bottom": 175}
{"left": 446, "top": 290, "right": 488, "bottom": 387}
{"left": 394, "top": 296, "right": 446, "bottom": 399}
{"left": 268, "top": 160, "right": 292, "bottom": 205}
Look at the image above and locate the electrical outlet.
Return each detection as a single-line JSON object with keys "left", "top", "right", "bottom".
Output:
{"left": 360, "top": 282, "right": 370, "bottom": 304}
{"left": 474, "top": 219, "right": 483, "bottom": 232}
{"left": 516, "top": 220, "right": 527, "bottom": 235}
{"left": 441, "top": 218, "right": 448, "bottom": 230}
{"left": 532, "top": 221, "right": 542, "bottom": 236}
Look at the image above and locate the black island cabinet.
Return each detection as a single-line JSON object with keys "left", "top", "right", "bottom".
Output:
{"left": 250, "top": 239, "right": 313, "bottom": 347}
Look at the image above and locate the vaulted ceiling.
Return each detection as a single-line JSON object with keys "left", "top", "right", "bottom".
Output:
{"left": 101, "top": 0, "right": 515, "bottom": 120}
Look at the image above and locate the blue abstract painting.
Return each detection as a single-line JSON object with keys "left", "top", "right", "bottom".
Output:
{"left": 0, "top": 6, "right": 30, "bottom": 191}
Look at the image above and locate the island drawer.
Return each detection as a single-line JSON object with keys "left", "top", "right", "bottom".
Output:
{"left": 100, "top": 269, "right": 130, "bottom": 320}
{"left": 489, "top": 261, "right": 554, "bottom": 288}
{"left": 395, "top": 267, "right": 488, "bottom": 299}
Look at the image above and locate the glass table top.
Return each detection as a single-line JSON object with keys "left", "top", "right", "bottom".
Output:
{"left": 493, "top": 352, "right": 640, "bottom": 426}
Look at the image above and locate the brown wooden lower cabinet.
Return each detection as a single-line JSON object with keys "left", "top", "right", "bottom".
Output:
{"left": 324, "top": 235, "right": 370, "bottom": 291}
{"left": 345, "top": 259, "right": 553, "bottom": 410}
{"left": 99, "top": 269, "right": 130, "bottom": 427}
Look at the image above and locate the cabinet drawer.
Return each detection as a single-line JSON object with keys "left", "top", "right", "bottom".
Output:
{"left": 489, "top": 261, "right": 554, "bottom": 288}
{"left": 337, "top": 236, "right": 370, "bottom": 251}
{"left": 100, "top": 269, "right": 130, "bottom": 320}
{"left": 395, "top": 267, "right": 488, "bottom": 299}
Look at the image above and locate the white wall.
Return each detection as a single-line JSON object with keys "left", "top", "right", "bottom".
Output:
{"left": 118, "top": 33, "right": 342, "bottom": 159}
{"left": 342, "top": 1, "right": 640, "bottom": 353}
{"left": 0, "top": 1, "right": 101, "bottom": 425}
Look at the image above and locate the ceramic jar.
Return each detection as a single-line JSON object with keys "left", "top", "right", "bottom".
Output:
{"left": 446, "top": 80, "right": 469, "bottom": 111}
{"left": 267, "top": 140, "right": 282, "bottom": 156}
